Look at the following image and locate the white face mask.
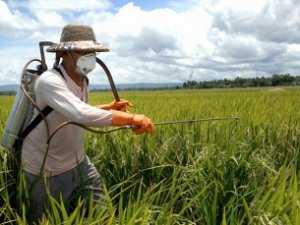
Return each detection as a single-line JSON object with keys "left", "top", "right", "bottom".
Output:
{"left": 76, "top": 53, "right": 96, "bottom": 76}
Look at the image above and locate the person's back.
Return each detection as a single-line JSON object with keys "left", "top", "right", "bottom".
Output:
{"left": 22, "top": 66, "right": 90, "bottom": 176}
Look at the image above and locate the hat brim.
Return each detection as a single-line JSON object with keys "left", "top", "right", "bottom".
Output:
{"left": 47, "top": 41, "right": 109, "bottom": 53}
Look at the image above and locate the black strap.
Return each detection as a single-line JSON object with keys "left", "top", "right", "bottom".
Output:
{"left": 18, "top": 67, "right": 65, "bottom": 141}
{"left": 19, "top": 106, "right": 54, "bottom": 140}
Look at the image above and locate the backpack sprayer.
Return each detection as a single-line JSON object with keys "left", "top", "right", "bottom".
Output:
{"left": 1, "top": 42, "right": 53, "bottom": 151}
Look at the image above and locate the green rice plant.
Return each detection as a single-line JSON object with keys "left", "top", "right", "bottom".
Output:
{"left": 1, "top": 87, "right": 300, "bottom": 224}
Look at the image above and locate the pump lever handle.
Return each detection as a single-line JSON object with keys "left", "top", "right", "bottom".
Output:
{"left": 38, "top": 41, "right": 55, "bottom": 73}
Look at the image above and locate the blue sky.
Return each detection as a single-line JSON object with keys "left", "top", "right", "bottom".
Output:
{"left": 0, "top": 0, "right": 299, "bottom": 85}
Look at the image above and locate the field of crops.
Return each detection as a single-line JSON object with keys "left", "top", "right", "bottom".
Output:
{"left": 1, "top": 87, "right": 300, "bottom": 224}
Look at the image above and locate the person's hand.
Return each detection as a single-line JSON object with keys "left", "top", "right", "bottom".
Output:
{"left": 131, "top": 114, "right": 154, "bottom": 134}
{"left": 111, "top": 110, "right": 154, "bottom": 135}
{"left": 109, "top": 99, "right": 133, "bottom": 111}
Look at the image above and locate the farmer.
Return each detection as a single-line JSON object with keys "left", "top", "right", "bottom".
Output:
{"left": 21, "top": 24, "right": 154, "bottom": 222}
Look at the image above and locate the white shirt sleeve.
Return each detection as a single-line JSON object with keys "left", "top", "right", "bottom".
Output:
{"left": 36, "top": 72, "right": 112, "bottom": 126}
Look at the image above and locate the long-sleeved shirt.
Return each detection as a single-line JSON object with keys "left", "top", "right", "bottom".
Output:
{"left": 21, "top": 64, "right": 113, "bottom": 176}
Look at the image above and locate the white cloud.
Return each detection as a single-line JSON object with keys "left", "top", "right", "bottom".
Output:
{"left": 0, "top": 0, "right": 38, "bottom": 37}
{"left": 34, "top": 11, "right": 65, "bottom": 28}
{"left": 1, "top": 0, "right": 300, "bottom": 85}
{"left": 209, "top": 0, "right": 300, "bottom": 44}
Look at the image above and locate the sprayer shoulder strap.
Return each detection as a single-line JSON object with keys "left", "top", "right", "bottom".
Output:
{"left": 19, "top": 67, "right": 65, "bottom": 140}
{"left": 19, "top": 106, "right": 53, "bottom": 140}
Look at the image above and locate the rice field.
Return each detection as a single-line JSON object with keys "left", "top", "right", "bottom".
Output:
{"left": 1, "top": 87, "right": 300, "bottom": 224}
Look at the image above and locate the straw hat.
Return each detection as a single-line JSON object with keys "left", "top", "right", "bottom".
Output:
{"left": 47, "top": 24, "right": 109, "bottom": 53}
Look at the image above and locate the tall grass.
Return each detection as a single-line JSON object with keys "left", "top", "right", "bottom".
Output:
{"left": 1, "top": 87, "right": 300, "bottom": 224}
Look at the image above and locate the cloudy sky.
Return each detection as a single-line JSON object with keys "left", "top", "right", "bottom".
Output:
{"left": 0, "top": 0, "right": 299, "bottom": 85}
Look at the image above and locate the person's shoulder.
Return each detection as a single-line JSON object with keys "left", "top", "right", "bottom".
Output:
{"left": 37, "top": 68, "right": 65, "bottom": 86}
{"left": 35, "top": 68, "right": 65, "bottom": 91}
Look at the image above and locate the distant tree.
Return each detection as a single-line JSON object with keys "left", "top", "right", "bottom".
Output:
{"left": 182, "top": 73, "right": 300, "bottom": 89}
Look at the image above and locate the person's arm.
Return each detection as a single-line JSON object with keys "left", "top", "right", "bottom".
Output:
{"left": 36, "top": 73, "right": 154, "bottom": 134}
{"left": 37, "top": 73, "right": 112, "bottom": 126}
{"left": 95, "top": 103, "right": 111, "bottom": 110}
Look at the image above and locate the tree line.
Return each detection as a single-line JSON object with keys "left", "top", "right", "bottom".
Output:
{"left": 0, "top": 91, "right": 16, "bottom": 95}
{"left": 183, "top": 74, "right": 300, "bottom": 89}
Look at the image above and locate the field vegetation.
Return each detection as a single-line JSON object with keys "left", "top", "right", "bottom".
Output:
{"left": 1, "top": 87, "right": 300, "bottom": 224}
